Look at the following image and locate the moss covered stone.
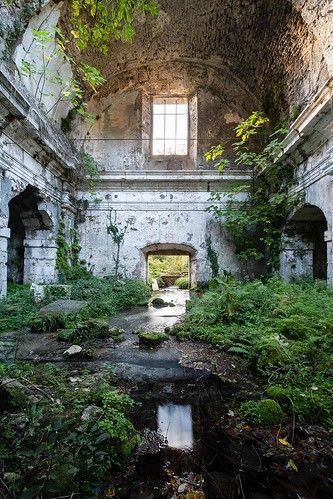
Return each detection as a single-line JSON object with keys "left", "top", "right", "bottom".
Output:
{"left": 29, "top": 314, "right": 66, "bottom": 334}
{"left": 109, "top": 327, "right": 125, "bottom": 343}
{"left": 76, "top": 319, "right": 110, "bottom": 340}
{"left": 138, "top": 331, "right": 169, "bottom": 346}
{"left": 241, "top": 399, "right": 284, "bottom": 425}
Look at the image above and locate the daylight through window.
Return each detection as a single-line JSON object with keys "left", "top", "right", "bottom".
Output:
{"left": 152, "top": 97, "right": 188, "bottom": 156}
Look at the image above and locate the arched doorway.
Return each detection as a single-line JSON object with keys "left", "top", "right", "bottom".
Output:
{"left": 141, "top": 243, "right": 197, "bottom": 288}
{"left": 7, "top": 186, "right": 55, "bottom": 284}
{"left": 280, "top": 204, "right": 328, "bottom": 282}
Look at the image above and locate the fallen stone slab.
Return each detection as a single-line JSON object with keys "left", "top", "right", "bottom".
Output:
{"left": 39, "top": 300, "right": 87, "bottom": 315}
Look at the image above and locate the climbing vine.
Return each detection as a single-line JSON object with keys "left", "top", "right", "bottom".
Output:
{"left": 107, "top": 209, "right": 130, "bottom": 278}
{"left": 56, "top": 217, "right": 91, "bottom": 281}
{"left": 80, "top": 150, "right": 101, "bottom": 196}
{"left": 205, "top": 233, "right": 219, "bottom": 278}
{"left": 20, "top": 27, "right": 106, "bottom": 120}
{"left": 206, "top": 112, "right": 303, "bottom": 272}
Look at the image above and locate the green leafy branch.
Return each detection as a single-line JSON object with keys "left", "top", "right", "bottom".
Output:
{"left": 70, "top": 0, "right": 159, "bottom": 54}
{"left": 20, "top": 27, "right": 106, "bottom": 120}
{"left": 206, "top": 112, "right": 301, "bottom": 271}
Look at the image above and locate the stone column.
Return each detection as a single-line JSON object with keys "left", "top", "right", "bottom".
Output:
{"left": 324, "top": 230, "right": 333, "bottom": 286}
{"left": 0, "top": 228, "right": 10, "bottom": 298}
{"left": 23, "top": 233, "right": 58, "bottom": 284}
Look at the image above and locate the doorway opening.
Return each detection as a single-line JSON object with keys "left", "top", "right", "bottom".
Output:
{"left": 142, "top": 243, "right": 196, "bottom": 289}
{"left": 148, "top": 254, "right": 190, "bottom": 288}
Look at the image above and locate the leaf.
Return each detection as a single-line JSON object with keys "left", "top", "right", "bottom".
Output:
{"left": 278, "top": 438, "right": 292, "bottom": 448}
{"left": 287, "top": 459, "right": 298, "bottom": 472}
{"left": 20, "top": 485, "right": 43, "bottom": 499}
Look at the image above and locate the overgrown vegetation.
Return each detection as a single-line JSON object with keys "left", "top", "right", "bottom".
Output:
{"left": 148, "top": 255, "right": 189, "bottom": 286}
{"left": 0, "top": 362, "right": 138, "bottom": 496}
{"left": 70, "top": 0, "right": 159, "bottom": 54}
{"left": 174, "top": 277, "right": 333, "bottom": 429}
{"left": 0, "top": 277, "right": 150, "bottom": 333}
{"left": 175, "top": 276, "right": 189, "bottom": 289}
{"left": 205, "top": 112, "right": 302, "bottom": 271}
{"left": 81, "top": 150, "right": 101, "bottom": 196}
{"left": 0, "top": 284, "right": 38, "bottom": 333}
{"left": 56, "top": 218, "right": 91, "bottom": 282}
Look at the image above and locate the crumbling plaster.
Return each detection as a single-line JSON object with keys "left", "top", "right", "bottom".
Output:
{"left": 0, "top": 1, "right": 332, "bottom": 294}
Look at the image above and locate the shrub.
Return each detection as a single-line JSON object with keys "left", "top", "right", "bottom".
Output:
{"left": 29, "top": 313, "right": 66, "bottom": 333}
{"left": 0, "top": 363, "right": 139, "bottom": 496}
{"left": 175, "top": 277, "right": 189, "bottom": 289}
{"left": 273, "top": 315, "right": 316, "bottom": 339}
{"left": 57, "top": 328, "right": 76, "bottom": 342}
{"left": 0, "top": 284, "right": 38, "bottom": 333}
{"left": 0, "top": 278, "right": 151, "bottom": 333}
{"left": 177, "top": 277, "right": 333, "bottom": 428}
{"left": 241, "top": 399, "right": 284, "bottom": 425}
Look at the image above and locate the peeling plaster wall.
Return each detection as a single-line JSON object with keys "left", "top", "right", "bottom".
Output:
{"left": 74, "top": 66, "right": 256, "bottom": 171}
{"left": 78, "top": 187, "right": 253, "bottom": 283}
{"left": 13, "top": 1, "right": 73, "bottom": 126}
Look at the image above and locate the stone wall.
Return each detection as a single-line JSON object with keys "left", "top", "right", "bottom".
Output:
{"left": 0, "top": 1, "right": 332, "bottom": 294}
{"left": 279, "top": 80, "right": 333, "bottom": 284}
{"left": 77, "top": 172, "right": 254, "bottom": 283}
{"left": 75, "top": 67, "right": 255, "bottom": 172}
{"left": 0, "top": 66, "right": 78, "bottom": 297}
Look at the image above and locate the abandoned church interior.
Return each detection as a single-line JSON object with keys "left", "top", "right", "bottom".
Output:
{"left": 1, "top": 1, "right": 333, "bottom": 497}
{"left": 0, "top": 0, "right": 332, "bottom": 297}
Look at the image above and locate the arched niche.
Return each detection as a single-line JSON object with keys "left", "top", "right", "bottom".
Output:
{"left": 7, "top": 185, "right": 57, "bottom": 285}
{"left": 280, "top": 204, "right": 328, "bottom": 282}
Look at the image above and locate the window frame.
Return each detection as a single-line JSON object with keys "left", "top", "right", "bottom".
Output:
{"left": 151, "top": 96, "right": 190, "bottom": 158}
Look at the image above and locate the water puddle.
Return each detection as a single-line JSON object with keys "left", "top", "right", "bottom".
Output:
{"left": 112, "top": 376, "right": 333, "bottom": 499}
{"left": 157, "top": 403, "right": 193, "bottom": 450}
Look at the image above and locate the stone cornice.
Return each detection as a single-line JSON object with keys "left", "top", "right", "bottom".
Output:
{"left": 0, "top": 66, "right": 80, "bottom": 173}
{"left": 85, "top": 169, "right": 252, "bottom": 191}
{"left": 282, "top": 77, "right": 333, "bottom": 161}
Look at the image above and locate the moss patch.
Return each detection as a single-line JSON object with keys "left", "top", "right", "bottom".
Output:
{"left": 138, "top": 331, "right": 169, "bottom": 346}
{"left": 241, "top": 399, "right": 284, "bottom": 425}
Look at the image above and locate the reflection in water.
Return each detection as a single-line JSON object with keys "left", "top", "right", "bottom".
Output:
{"left": 157, "top": 403, "right": 193, "bottom": 450}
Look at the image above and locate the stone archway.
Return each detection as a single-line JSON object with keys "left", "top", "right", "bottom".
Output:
{"left": 280, "top": 204, "right": 328, "bottom": 282}
{"left": 7, "top": 185, "right": 57, "bottom": 285}
{"left": 141, "top": 243, "right": 197, "bottom": 287}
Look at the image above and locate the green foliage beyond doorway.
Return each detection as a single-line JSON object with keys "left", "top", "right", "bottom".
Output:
{"left": 148, "top": 255, "right": 189, "bottom": 288}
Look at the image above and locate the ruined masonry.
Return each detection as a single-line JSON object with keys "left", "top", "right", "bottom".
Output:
{"left": 0, "top": 0, "right": 333, "bottom": 297}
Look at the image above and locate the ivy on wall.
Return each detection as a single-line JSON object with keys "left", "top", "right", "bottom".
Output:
{"left": 107, "top": 209, "right": 130, "bottom": 278}
{"left": 56, "top": 217, "right": 91, "bottom": 281}
{"left": 206, "top": 112, "right": 303, "bottom": 272}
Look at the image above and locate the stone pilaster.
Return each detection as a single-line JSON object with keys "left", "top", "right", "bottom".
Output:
{"left": 23, "top": 236, "right": 58, "bottom": 284}
{"left": 0, "top": 228, "right": 10, "bottom": 298}
{"left": 324, "top": 230, "right": 333, "bottom": 287}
